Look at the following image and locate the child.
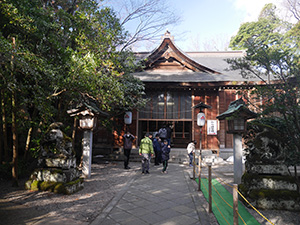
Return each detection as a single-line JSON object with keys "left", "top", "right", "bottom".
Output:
{"left": 153, "top": 133, "right": 162, "bottom": 165}
{"left": 187, "top": 140, "right": 196, "bottom": 166}
{"left": 161, "top": 139, "right": 171, "bottom": 173}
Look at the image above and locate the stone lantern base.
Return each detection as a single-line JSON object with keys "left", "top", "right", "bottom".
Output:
{"left": 25, "top": 122, "right": 84, "bottom": 195}
{"left": 26, "top": 156, "right": 84, "bottom": 195}
{"left": 239, "top": 164, "right": 300, "bottom": 211}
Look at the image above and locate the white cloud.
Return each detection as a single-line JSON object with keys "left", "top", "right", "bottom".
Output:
{"left": 232, "top": 0, "right": 282, "bottom": 22}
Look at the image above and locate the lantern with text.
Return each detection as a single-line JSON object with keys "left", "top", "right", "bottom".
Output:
{"left": 124, "top": 111, "right": 132, "bottom": 125}
{"left": 197, "top": 112, "right": 206, "bottom": 127}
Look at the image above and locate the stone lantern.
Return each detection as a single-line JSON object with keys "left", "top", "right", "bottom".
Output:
{"left": 217, "top": 98, "right": 257, "bottom": 184}
{"left": 68, "top": 95, "right": 108, "bottom": 178}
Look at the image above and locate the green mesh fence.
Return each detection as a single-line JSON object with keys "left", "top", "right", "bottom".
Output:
{"left": 196, "top": 178, "right": 260, "bottom": 225}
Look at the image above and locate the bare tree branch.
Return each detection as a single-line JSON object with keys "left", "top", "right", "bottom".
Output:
{"left": 103, "top": 0, "right": 181, "bottom": 51}
{"left": 285, "top": 0, "right": 300, "bottom": 21}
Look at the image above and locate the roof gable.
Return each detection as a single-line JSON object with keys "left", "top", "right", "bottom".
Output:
{"left": 143, "top": 32, "right": 220, "bottom": 74}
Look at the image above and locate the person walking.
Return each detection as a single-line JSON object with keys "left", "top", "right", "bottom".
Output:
{"left": 187, "top": 140, "right": 196, "bottom": 167}
{"left": 158, "top": 124, "right": 168, "bottom": 143}
{"left": 123, "top": 131, "right": 135, "bottom": 169}
{"left": 161, "top": 139, "right": 171, "bottom": 173}
{"left": 166, "top": 122, "right": 174, "bottom": 145}
{"left": 139, "top": 133, "right": 154, "bottom": 174}
{"left": 153, "top": 133, "right": 162, "bottom": 165}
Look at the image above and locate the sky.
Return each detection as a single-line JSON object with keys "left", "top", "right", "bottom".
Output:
{"left": 104, "top": 0, "right": 292, "bottom": 51}
{"left": 168, "top": 0, "right": 285, "bottom": 51}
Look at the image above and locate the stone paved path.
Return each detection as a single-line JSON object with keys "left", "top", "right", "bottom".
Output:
{"left": 90, "top": 163, "right": 210, "bottom": 225}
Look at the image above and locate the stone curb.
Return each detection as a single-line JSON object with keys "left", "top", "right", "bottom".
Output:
{"left": 184, "top": 169, "right": 211, "bottom": 225}
{"left": 89, "top": 169, "right": 139, "bottom": 225}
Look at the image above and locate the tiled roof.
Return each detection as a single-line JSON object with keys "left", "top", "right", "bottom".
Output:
{"left": 132, "top": 35, "right": 269, "bottom": 83}
{"left": 133, "top": 51, "right": 266, "bottom": 82}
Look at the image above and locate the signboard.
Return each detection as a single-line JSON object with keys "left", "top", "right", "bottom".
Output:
{"left": 207, "top": 120, "right": 217, "bottom": 135}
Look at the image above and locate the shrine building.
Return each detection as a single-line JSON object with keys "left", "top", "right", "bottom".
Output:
{"left": 94, "top": 32, "right": 265, "bottom": 154}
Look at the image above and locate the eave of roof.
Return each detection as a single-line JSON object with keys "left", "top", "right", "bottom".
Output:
{"left": 132, "top": 70, "right": 265, "bottom": 83}
{"left": 133, "top": 32, "right": 274, "bottom": 85}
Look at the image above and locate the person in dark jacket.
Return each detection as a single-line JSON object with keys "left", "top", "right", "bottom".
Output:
{"left": 166, "top": 122, "right": 173, "bottom": 145}
{"left": 153, "top": 133, "right": 162, "bottom": 165}
{"left": 123, "top": 131, "right": 135, "bottom": 169}
{"left": 161, "top": 139, "right": 171, "bottom": 173}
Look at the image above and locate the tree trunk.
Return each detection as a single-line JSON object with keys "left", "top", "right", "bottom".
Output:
{"left": 1, "top": 89, "right": 9, "bottom": 162}
{"left": 72, "top": 117, "right": 77, "bottom": 155}
{"left": 11, "top": 37, "right": 18, "bottom": 187}
{"left": 0, "top": 91, "right": 2, "bottom": 163}
{"left": 24, "top": 127, "right": 33, "bottom": 160}
{"left": 11, "top": 91, "right": 18, "bottom": 187}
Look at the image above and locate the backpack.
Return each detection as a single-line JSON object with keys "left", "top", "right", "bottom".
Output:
{"left": 159, "top": 128, "right": 167, "bottom": 139}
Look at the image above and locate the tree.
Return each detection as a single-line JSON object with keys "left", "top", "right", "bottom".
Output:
{"left": 284, "top": 0, "right": 300, "bottom": 21}
{"left": 228, "top": 3, "right": 300, "bottom": 167}
{"left": 0, "top": 0, "right": 146, "bottom": 183}
{"left": 102, "top": 0, "right": 181, "bottom": 51}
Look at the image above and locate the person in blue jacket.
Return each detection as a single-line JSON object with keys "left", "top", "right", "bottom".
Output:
{"left": 161, "top": 139, "right": 171, "bottom": 174}
{"left": 153, "top": 133, "right": 162, "bottom": 165}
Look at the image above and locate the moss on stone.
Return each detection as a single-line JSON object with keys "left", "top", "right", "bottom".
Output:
{"left": 50, "top": 168, "right": 63, "bottom": 175}
{"left": 66, "top": 177, "right": 84, "bottom": 186}
{"left": 249, "top": 189, "right": 300, "bottom": 200}
{"left": 238, "top": 183, "right": 249, "bottom": 195}
{"left": 242, "top": 172, "right": 297, "bottom": 184}
{"left": 53, "top": 183, "right": 67, "bottom": 194}
{"left": 31, "top": 180, "right": 40, "bottom": 191}
{"left": 40, "top": 181, "right": 56, "bottom": 191}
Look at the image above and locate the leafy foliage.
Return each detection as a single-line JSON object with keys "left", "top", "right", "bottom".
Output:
{"left": 229, "top": 3, "right": 300, "bottom": 166}
{"left": 0, "top": 0, "right": 145, "bottom": 162}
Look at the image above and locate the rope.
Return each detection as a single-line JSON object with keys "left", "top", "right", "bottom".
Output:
{"left": 198, "top": 163, "right": 274, "bottom": 225}
{"left": 211, "top": 170, "right": 234, "bottom": 189}
{"left": 237, "top": 209, "right": 247, "bottom": 225}
{"left": 201, "top": 178, "right": 231, "bottom": 225}
{"left": 236, "top": 189, "right": 275, "bottom": 225}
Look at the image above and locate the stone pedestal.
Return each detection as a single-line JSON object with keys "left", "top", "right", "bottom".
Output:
{"left": 240, "top": 164, "right": 300, "bottom": 211}
{"left": 233, "top": 134, "right": 243, "bottom": 184}
{"left": 26, "top": 123, "right": 84, "bottom": 194}
{"left": 26, "top": 156, "right": 83, "bottom": 195}
{"left": 82, "top": 130, "right": 93, "bottom": 178}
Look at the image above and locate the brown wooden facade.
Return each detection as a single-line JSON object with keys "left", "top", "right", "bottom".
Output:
{"left": 93, "top": 32, "right": 264, "bottom": 151}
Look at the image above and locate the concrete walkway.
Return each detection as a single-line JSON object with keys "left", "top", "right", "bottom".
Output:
{"left": 90, "top": 163, "right": 211, "bottom": 225}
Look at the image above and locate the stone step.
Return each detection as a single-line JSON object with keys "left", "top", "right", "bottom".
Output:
{"left": 92, "top": 148, "right": 225, "bottom": 165}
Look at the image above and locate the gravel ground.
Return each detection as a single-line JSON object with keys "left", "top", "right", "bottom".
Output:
{"left": 0, "top": 160, "right": 300, "bottom": 225}
{"left": 0, "top": 161, "right": 139, "bottom": 224}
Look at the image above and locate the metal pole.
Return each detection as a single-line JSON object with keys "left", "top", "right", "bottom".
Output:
{"left": 198, "top": 155, "right": 201, "bottom": 191}
{"left": 208, "top": 164, "right": 212, "bottom": 213}
{"left": 199, "top": 127, "right": 202, "bottom": 166}
{"left": 198, "top": 126, "right": 203, "bottom": 191}
{"left": 233, "top": 184, "right": 239, "bottom": 225}
{"left": 193, "top": 151, "right": 195, "bottom": 180}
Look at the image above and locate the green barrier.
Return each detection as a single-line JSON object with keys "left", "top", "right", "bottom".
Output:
{"left": 196, "top": 178, "right": 260, "bottom": 225}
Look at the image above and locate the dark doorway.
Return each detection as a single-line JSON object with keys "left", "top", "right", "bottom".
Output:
{"left": 138, "top": 121, "right": 191, "bottom": 148}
